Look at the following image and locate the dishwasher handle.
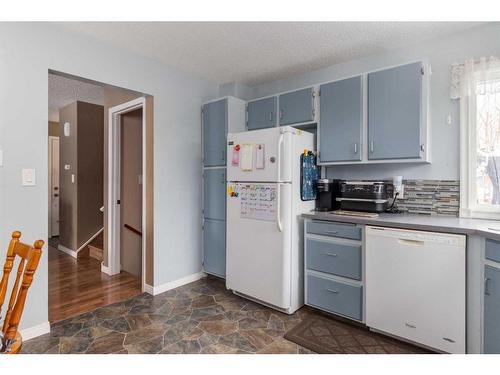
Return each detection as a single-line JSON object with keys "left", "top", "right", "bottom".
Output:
{"left": 398, "top": 238, "right": 425, "bottom": 246}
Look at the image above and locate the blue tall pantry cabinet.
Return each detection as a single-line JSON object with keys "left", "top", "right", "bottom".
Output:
{"left": 202, "top": 97, "right": 245, "bottom": 278}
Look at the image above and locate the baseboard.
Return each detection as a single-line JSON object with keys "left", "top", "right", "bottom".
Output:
{"left": 101, "top": 262, "right": 113, "bottom": 275}
{"left": 143, "top": 283, "right": 154, "bottom": 295}
{"left": 77, "top": 227, "right": 103, "bottom": 253}
{"left": 57, "top": 244, "right": 77, "bottom": 258}
{"left": 150, "top": 271, "right": 206, "bottom": 296}
{"left": 20, "top": 321, "right": 51, "bottom": 341}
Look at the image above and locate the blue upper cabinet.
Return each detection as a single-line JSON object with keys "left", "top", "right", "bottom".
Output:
{"left": 279, "top": 88, "right": 315, "bottom": 126}
{"left": 484, "top": 266, "right": 500, "bottom": 354}
{"left": 247, "top": 96, "right": 277, "bottom": 130}
{"left": 203, "top": 99, "right": 227, "bottom": 167}
{"left": 203, "top": 169, "right": 226, "bottom": 221}
{"left": 368, "top": 62, "right": 423, "bottom": 160}
{"left": 319, "top": 76, "right": 363, "bottom": 163}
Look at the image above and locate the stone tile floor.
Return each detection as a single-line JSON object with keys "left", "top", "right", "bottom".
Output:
{"left": 21, "top": 276, "right": 315, "bottom": 354}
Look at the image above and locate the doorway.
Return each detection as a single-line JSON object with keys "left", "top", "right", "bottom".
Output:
{"left": 47, "top": 72, "right": 151, "bottom": 323}
{"left": 107, "top": 98, "right": 147, "bottom": 291}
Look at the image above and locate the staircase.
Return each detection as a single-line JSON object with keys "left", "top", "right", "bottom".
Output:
{"left": 87, "top": 232, "right": 104, "bottom": 261}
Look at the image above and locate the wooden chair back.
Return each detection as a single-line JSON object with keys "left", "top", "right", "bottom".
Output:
{"left": 0, "top": 231, "right": 43, "bottom": 354}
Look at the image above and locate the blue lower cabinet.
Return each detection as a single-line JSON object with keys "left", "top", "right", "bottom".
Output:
{"left": 203, "top": 219, "right": 226, "bottom": 278}
{"left": 307, "top": 273, "right": 362, "bottom": 321}
{"left": 306, "top": 239, "right": 362, "bottom": 280}
{"left": 484, "top": 266, "right": 500, "bottom": 353}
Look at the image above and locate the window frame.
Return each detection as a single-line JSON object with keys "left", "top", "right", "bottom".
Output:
{"left": 460, "top": 72, "right": 500, "bottom": 219}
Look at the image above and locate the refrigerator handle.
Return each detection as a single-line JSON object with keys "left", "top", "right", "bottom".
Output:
{"left": 277, "top": 184, "right": 283, "bottom": 232}
{"left": 277, "top": 132, "right": 284, "bottom": 182}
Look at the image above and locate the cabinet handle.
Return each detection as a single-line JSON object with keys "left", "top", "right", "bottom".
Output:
{"left": 370, "top": 141, "right": 374, "bottom": 153}
{"left": 443, "top": 337, "right": 456, "bottom": 343}
{"left": 485, "top": 277, "right": 491, "bottom": 296}
{"left": 221, "top": 150, "right": 225, "bottom": 161}
{"left": 325, "top": 230, "right": 338, "bottom": 234}
{"left": 323, "top": 252, "right": 338, "bottom": 257}
{"left": 279, "top": 109, "right": 283, "bottom": 120}
{"left": 354, "top": 143, "right": 358, "bottom": 154}
{"left": 269, "top": 112, "right": 273, "bottom": 122}
{"left": 405, "top": 322, "right": 416, "bottom": 329}
{"left": 221, "top": 174, "right": 225, "bottom": 184}
{"left": 326, "top": 288, "right": 339, "bottom": 294}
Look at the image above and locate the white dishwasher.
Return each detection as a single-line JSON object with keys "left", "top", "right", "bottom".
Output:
{"left": 365, "top": 226, "right": 466, "bottom": 353}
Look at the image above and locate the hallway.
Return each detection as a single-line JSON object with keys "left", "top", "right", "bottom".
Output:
{"left": 48, "top": 242, "right": 142, "bottom": 322}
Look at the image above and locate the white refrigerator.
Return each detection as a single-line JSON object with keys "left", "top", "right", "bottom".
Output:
{"left": 226, "top": 126, "right": 315, "bottom": 314}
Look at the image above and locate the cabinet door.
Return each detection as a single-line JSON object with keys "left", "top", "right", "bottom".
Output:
{"left": 484, "top": 266, "right": 500, "bottom": 353}
{"left": 279, "top": 88, "right": 314, "bottom": 125}
{"left": 247, "top": 97, "right": 277, "bottom": 130}
{"left": 203, "top": 169, "right": 226, "bottom": 221}
{"left": 368, "top": 62, "right": 422, "bottom": 160}
{"left": 203, "top": 99, "right": 227, "bottom": 167}
{"left": 319, "top": 77, "right": 363, "bottom": 162}
{"left": 203, "top": 219, "right": 226, "bottom": 277}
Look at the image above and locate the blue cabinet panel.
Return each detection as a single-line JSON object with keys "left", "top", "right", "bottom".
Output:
{"left": 484, "top": 266, "right": 500, "bottom": 353}
{"left": 368, "top": 62, "right": 423, "bottom": 160}
{"left": 306, "top": 239, "right": 362, "bottom": 280}
{"left": 486, "top": 239, "right": 500, "bottom": 263}
{"left": 307, "top": 273, "right": 362, "bottom": 321}
{"left": 203, "top": 99, "right": 227, "bottom": 167}
{"left": 306, "top": 221, "right": 361, "bottom": 241}
{"left": 247, "top": 97, "right": 277, "bottom": 130}
{"left": 203, "top": 169, "right": 226, "bottom": 221}
{"left": 319, "top": 76, "right": 363, "bottom": 162}
{"left": 203, "top": 219, "right": 226, "bottom": 277}
{"left": 279, "top": 88, "right": 314, "bottom": 125}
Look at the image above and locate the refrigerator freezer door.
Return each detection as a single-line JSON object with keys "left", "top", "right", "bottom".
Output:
{"left": 227, "top": 127, "right": 292, "bottom": 183}
{"left": 226, "top": 182, "right": 292, "bottom": 309}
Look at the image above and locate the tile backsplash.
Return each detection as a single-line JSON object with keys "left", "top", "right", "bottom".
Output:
{"left": 395, "top": 180, "right": 460, "bottom": 216}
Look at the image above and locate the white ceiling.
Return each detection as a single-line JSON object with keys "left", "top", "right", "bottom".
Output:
{"left": 48, "top": 74, "right": 104, "bottom": 122}
{"left": 58, "top": 22, "right": 484, "bottom": 86}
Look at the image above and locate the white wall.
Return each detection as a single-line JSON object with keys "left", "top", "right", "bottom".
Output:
{"left": 249, "top": 23, "right": 500, "bottom": 181}
{"left": 0, "top": 23, "right": 219, "bottom": 330}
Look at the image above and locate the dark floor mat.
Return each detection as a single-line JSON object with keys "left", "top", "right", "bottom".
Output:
{"left": 284, "top": 313, "right": 434, "bottom": 354}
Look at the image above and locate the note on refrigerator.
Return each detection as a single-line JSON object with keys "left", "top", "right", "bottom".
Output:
{"left": 240, "top": 143, "right": 253, "bottom": 171}
{"left": 240, "top": 184, "right": 277, "bottom": 222}
{"left": 256, "top": 144, "right": 265, "bottom": 169}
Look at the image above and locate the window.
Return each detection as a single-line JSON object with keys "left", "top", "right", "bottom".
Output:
{"left": 458, "top": 58, "right": 500, "bottom": 219}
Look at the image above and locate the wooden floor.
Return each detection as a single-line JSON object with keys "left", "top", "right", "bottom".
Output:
{"left": 48, "top": 242, "right": 142, "bottom": 323}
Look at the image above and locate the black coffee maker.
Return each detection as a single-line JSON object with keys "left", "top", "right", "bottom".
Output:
{"left": 315, "top": 179, "right": 341, "bottom": 211}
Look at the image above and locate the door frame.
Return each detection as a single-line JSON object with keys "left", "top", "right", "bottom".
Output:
{"left": 48, "top": 135, "right": 59, "bottom": 238}
{"left": 107, "top": 97, "right": 147, "bottom": 292}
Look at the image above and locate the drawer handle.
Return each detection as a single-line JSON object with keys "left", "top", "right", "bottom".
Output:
{"left": 325, "top": 288, "right": 339, "bottom": 294}
{"left": 323, "top": 252, "right": 338, "bottom": 257}
{"left": 325, "top": 230, "right": 338, "bottom": 234}
{"left": 443, "top": 337, "right": 456, "bottom": 343}
{"left": 405, "top": 322, "right": 416, "bottom": 329}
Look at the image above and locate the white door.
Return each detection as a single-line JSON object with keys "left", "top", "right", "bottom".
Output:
{"left": 366, "top": 226, "right": 466, "bottom": 353}
{"left": 226, "top": 182, "right": 292, "bottom": 309}
{"left": 48, "top": 136, "right": 60, "bottom": 237}
{"left": 227, "top": 127, "right": 293, "bottom": 183}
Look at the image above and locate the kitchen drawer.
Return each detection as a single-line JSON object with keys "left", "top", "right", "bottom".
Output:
{"left": 306, "top": 220, "right": 361, "bottom": 241}
{"left": 486, "top": 239, "right": 500, "bottom": 263}
{"left": 306, "top": 273, "right": 362, "bottom": 321}
{"left": 306, "top": 239, "right": 361, "bottom": 280}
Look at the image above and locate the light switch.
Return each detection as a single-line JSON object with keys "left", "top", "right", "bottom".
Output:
{"left": 71, "top": 174, "right": 75, "bottom": 183}
{"left": 22, "top": 168, "right": 36, "bottom": 186}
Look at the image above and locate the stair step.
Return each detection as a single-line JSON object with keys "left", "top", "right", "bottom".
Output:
{"left": 88, "top": 245, "right": 103, "bottom": 261}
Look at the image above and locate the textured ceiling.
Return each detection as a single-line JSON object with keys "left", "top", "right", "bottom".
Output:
{"left": 48, "top": 74, "right": 104, "bottom": 122}
{"left": 57, "top": 22, "right": 484, "bottom": 86}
